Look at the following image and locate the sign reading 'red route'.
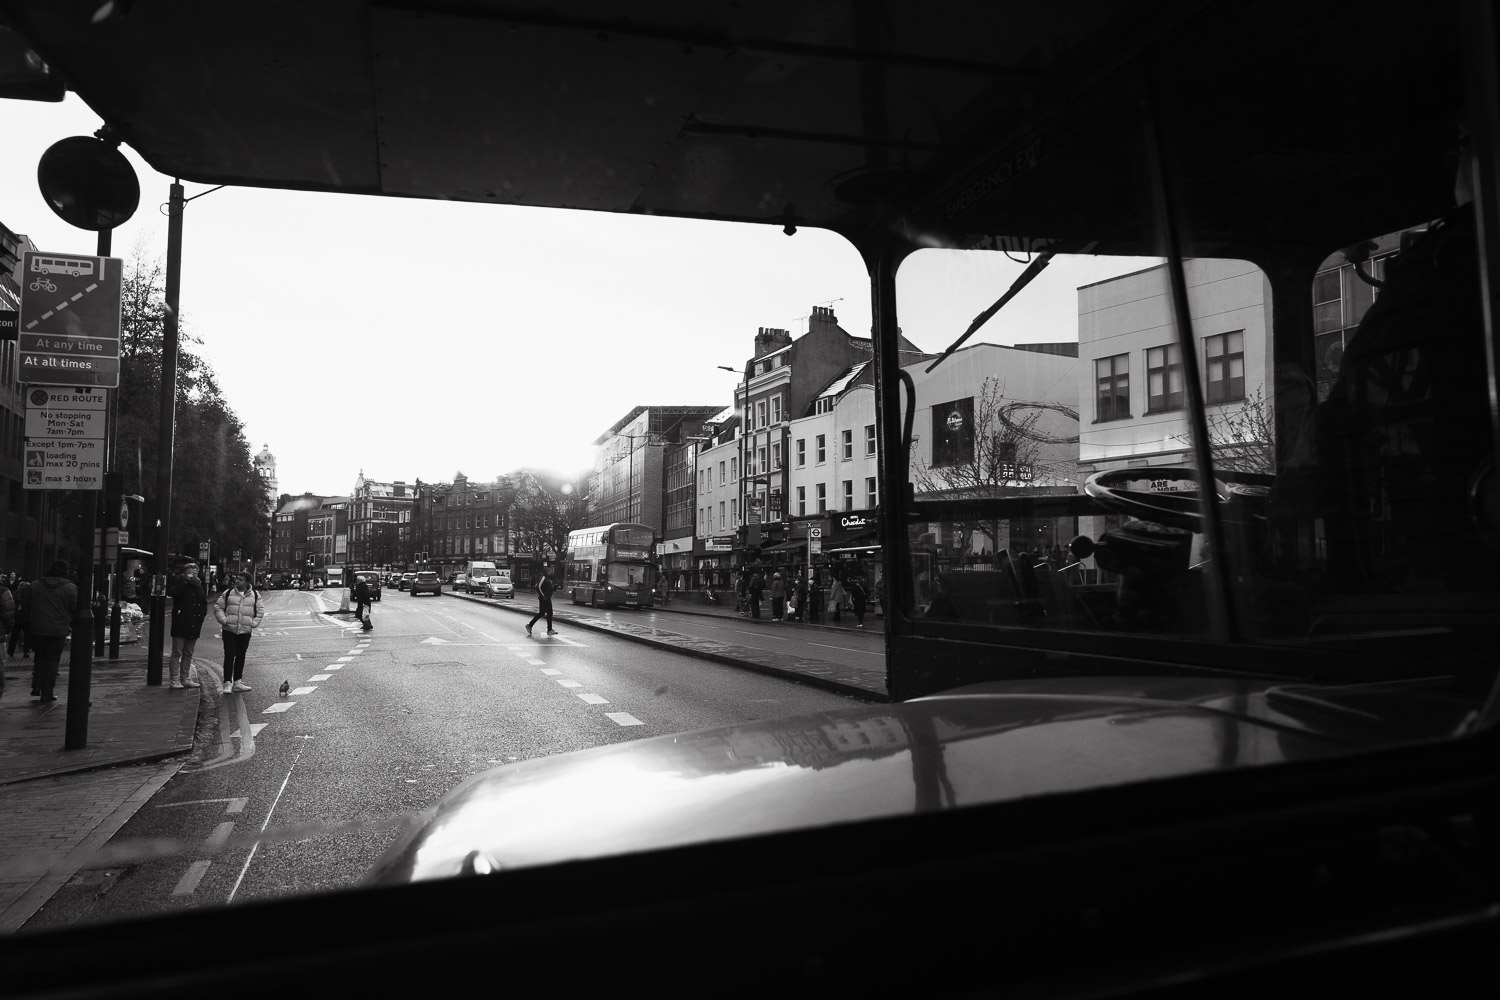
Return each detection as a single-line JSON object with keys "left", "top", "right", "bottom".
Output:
{"left": 17, "top": 250, "right": 123, "bottom": 388}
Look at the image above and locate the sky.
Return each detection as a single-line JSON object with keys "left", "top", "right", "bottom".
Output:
{"left": 3, "top": 94, "right": 1157, "bottom": 499}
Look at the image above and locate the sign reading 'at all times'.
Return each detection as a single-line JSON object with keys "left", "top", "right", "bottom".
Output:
{"left": 17, "top": 251, "right": 123, "bottom": 388}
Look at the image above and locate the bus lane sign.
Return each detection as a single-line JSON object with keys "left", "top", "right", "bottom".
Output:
{"left": 17, "top": 251, "right": 122, "bottom": 388}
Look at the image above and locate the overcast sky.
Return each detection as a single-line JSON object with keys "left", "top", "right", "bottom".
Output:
{"left": 4, "top": 94, "right": 1155, "bottom": 499}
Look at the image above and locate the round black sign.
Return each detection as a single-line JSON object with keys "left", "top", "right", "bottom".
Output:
{"left": 37, "top": 135, "right": 140, "bottom": 231}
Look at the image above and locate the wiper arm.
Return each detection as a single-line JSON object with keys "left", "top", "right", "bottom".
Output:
{"left": 924, "top": 240, "right": 1098, "bottom": 375}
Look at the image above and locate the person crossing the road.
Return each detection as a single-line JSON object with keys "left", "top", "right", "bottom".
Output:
{"left": 526, "top": 570, "right": 556, "bottom": 636}
{"left": 353, "top": 574, "right": 374, "bottom": 631}
{"left": 214, "top": 571, "right": 264, "bottom": 694}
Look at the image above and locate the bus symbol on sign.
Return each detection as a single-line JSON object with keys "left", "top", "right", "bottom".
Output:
{"left": 31, "top": 256, "right": 95, "bottom": 278}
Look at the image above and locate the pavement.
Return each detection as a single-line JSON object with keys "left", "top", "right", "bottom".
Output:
{"left": 0, "top": 588, "right": 887, "bottom": 933}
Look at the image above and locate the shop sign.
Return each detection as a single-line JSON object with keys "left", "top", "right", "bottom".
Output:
{"left": 838, "top": 512, "right": 879, "bottom": 532}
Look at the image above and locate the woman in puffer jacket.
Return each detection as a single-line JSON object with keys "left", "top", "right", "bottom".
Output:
{"left": 213, "top": 571, "right": 264, "bottom": 695}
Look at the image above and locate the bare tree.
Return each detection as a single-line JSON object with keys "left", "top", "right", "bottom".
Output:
{"left": 910, "top": 376, "right": 1078, "bottom": 557}
{"left": 1174, "top": 387, "right": 1276, "bottom": 474}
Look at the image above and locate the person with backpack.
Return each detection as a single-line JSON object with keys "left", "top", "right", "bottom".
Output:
{"left": 167, "top": 561, "right": 208, "bottom": 688}
{"left": 527, "top": 569, "right": 556, "bottom": 636}
{"left": 214, "top": 571, "right": 264, "bottom": 694}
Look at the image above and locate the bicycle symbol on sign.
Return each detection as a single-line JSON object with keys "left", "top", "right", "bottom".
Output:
{"left": 28, "top": 277, "right": 57, "bottom": 293}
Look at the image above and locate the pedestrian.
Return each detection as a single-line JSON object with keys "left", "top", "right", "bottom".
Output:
{"left": 526, "top": 569, "right": 556, "bottom": 636}
{"left": 6, "top": 580, "right": 28, "bottom": 661}
{"left": 792, "top": 572, "right": 808, "bottom": 623}
{"left": 167, "top": 562, "right": 208, "bottom": 689}
{"left": 770, "top": 572, "right": 786, "bottom": 620}
{"left": 748, "top": 569, "right": 764, "bottom": 620}
{"left": 214, "top": 571, "right": 263, "bottom": 694}
{"left": 847, "top": 576, "right": 868, "bottom": 627}
{"left": 807, "top": 575, "right": 823, "bottom": 625}
{"left": 736, "top": 570, "right": 750, "bottom": 616}
{"left": 353, "top": 574, "right": 374, "bottom": 631}
{"left": 29, "top": 560, "right": 78, "bottom": 703}
{"left": 131, "top": 567, "right": 148, "bottom": 611}
{"left": 0, "top": 577, "right": 12, "bottom": 701}
{"left": 829, "top": 575, "right": 847, "bottom": 624}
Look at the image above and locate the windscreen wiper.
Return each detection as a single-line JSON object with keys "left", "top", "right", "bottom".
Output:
{"left": 924, "top": 239, "right": 1099, "bottom": 375}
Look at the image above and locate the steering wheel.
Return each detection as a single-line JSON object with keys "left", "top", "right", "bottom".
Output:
{"left": 1082, "top": 466, "right": 1273, "bottom": 532}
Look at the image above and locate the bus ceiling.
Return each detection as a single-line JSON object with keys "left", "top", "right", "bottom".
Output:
{"left": 0, "top": 2, "right": 1470, "bottom": 258}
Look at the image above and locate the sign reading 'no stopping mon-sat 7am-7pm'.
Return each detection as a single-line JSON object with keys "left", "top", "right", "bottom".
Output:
{"left": 16, "top": 250, "right": 123, "bottom": 388}
{"left": 22, "top": 386, "right": 107, "bottom": 490}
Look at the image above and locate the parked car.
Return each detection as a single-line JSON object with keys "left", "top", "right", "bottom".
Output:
{"left": 409, "top": 570, "right": 442, "bottom": 596}
{"left": 451, "top": 573, "right": 467, "bottom": 591}
{"left": 399, "top": 572, "right": 416, "bottom": 591}
{"left": 352, "top": 570, "right": 382, "bottom": 601}
{"left": 481, "top": 571, "right": 514, "bottom": 599}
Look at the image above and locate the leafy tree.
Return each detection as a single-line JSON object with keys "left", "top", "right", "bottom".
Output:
{"left": 115, "top": 249, "right": 268, "bottom": 562}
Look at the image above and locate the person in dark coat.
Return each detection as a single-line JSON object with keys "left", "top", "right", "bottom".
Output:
{"left": 6, "top": 580, "right": 28, "bottom": 660}
{"left": 168, "top": 562, "right": 208, "bottom": 688}
{"left": 806, "top": 574, "right": 823, "bottom": 625}
{"left": 846, "top": 576, "right": 868, "bottom": 627}
{"left": 29, "top": 560, "right": 78, "bottom": 703}
{"left": 353, "top": 575, "right": 374, "bottom": 631}
{"left": 748, "top": 569, "right": 764, "bottom": 620}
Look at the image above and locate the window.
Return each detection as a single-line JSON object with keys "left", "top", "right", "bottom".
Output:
{"left": 931, "top": 397, "right": 975, "bottom": 467}
{"left": 718, "top": 502, "right": 725, "bottom": 530}
{"left": 731, "top": 456, "right": 738, "bottom": 481}
{"left": 841, "top": 428, "right": 853, "bottom": 460}
{"left": 865, "top": 477, "right": 877, "bottom": 508}
{"left": 1146, "top": 343, "right": 1184, "bottom": 412}
{"left": 796, "top": 438, "right": 805, "bottom": 467}
{"left": 756, "top": 400, "right": 767, "bottom": 427}
{"left": 1205, "top": 331, "right": 1245, "bottom": 404}
{"left": 772, "top": 442, "right": 781, "bottom": 470}
{"left": 771, "top": 396, "right": 782, "bottom": 423}
{"left": 865, "top": 424, "right": 876, "bottom": 456}
{"left": 815, "top": 483, "right": 827, "bottom": 514}
{"left": 1095, "top": 355, "right": 1130, "bottom": 422}
{"left": 730, "top": 499, "right": 737, "bottom": 525}
{"left": 815, "top": 434, "right": 826, "bottom": 463}
{"left": 842, "top": 480, "right": 854, "bottom": 510}
{"left": 718, "top": 461, "right": 725, "bottom": 486}
{"left": 796, "top": 485, "right": 806, "bottom": 516}
{"left": 758, "top": 447, "right": 767, "bottom": 474}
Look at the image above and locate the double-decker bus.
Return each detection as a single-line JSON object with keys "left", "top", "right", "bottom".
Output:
{"left": 564, "top": 523, "right": 656, "bottom": 608}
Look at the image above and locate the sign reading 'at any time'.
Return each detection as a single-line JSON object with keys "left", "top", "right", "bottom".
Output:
{"left": 17, "top": 251, "right": 123, "bottom": 388}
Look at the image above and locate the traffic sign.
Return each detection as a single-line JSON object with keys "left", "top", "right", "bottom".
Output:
{"left": 18, "top": 251, "right": 123, "bottom": 388}
{"left": 22, "top": 387, "right": 107, "bottom": 490}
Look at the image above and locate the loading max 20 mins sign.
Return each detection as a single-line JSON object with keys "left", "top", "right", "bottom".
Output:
{"left": 17, "top": 251, "right": 123, "bottom": 388}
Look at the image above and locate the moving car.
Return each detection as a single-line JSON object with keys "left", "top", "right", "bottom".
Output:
{"left": 463, "top": 560, "right": 501, "bottom": 594}
{"left": 351, "top": 570, "right": 382, "bottom": 601}
{"left": 408, "top": 570, "right": 441, "bottom": 596}
{"left": 480, "top": 570, "right": 513, "bottom": 599}
{"left": 396, "top": 572, "right": 414, "bottom": 591}
{"left": 450, "top": 573, "right": 466, "bottom": 591}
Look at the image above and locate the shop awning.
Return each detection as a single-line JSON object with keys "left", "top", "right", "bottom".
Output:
{"left": 760, "top": 538, "right": 806, "bottom": 553}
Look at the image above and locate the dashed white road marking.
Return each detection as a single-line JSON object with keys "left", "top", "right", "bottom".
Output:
{"left": 206, "top": 822, "right": 236, "bottom": 850}
{"left": 336, "top": 656, "right": 353, "bottom": 662}
{"left": 577, "top": 693, "right": 609, "bottom": 705}
{"left": 290, "top": 686, "right": 317, "bottom": 696}
{"left": 605, "top": 712, "right": 644, "bottom": 727}
{"left": 348, "top": 648, "right": 365, "bottom": 655}
{"left": 262, "top": 702, "right": 295, "bottom": 714}
{"left": 309, "top": 673, "right": 331, "bottom": 681}
{"left": 325, "top": 664, "right": 343, "bottom": 670}
{"left": 172, "top": 860, "right": 211, "bottom": 897}
{"left": 555, "top": 679, "right": 582, "bottom": 689}
{"left": 540, "top": 668, "right": 562, "bottom": 676}
{"left": 227, "top": 724, "right": 267, "bottom": 740}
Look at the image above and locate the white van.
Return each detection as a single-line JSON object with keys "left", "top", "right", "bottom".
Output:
{"left": 463, "top": 560, "right": 500, "bottom": 594}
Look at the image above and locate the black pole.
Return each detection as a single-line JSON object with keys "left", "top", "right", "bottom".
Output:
{"left": 147, "top": 181, "right": 184, "bottom": 686}
{"left": 63, "top": 493, "right": 95, "bottom": 749}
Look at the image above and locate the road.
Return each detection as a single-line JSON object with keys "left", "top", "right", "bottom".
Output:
{"left": 22, "top": 589, "right": 863, "bottom": 930}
